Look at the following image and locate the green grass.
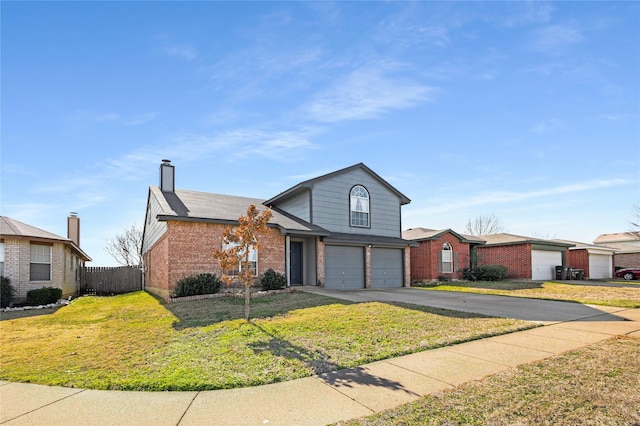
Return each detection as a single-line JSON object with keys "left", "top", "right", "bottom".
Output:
{"left": 0, "top": 291, "right": 533, "bottom": 391}
{"left": 337, "top": 336, "right": 640, "bottom": 425}
{"left": 419, "top": 280, "right": 640, "bottom": 308}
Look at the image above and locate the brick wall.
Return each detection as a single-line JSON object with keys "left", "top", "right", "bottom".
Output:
{"left": 476, "top": 243, "right": 532, "bottom": 279}
{"left": 409, "top": 233, "right": 472, "bottom": 281}
{"left": 566, "top": 249, "right": 589, "bottom": 277}
{"left": 614, "top": 252, "right": 640, "bottom": 269}
{"left": 317, "top": 238, "right": 325, "bottom": 286}
{"left": 144, "top": 221, "right": 285, "bottom": 299}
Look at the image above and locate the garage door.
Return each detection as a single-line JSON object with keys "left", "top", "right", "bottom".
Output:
{"left": 371, "top": 248, "right": 403, "bottom": 288}
{"left": 531, "top": 250, "right": 562, "bottom": 280}
{"left": 325, "top": 245, "right": 364, "bottom": 290}
{"left": 589, "top": 254, "right": 612, "bottom": 279}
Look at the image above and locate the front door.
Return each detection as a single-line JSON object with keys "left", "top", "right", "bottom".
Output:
{"left": 290, "top": 242, "right": 303, "bottom": 285}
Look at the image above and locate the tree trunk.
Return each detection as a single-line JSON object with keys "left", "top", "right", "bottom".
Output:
{"left": 244, "top": 286, "right": 251, "bottom": 321}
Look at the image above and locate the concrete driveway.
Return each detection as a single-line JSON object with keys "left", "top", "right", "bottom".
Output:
{"left": 298, "top": 286, "right": 630, "bottom": 323}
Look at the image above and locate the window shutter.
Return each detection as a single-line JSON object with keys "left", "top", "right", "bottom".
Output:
{"left": 437, "top": 250, "right": 443, "bottom": 273}
{"left": 454, "top": 252, "right": 458, "bottom": 272}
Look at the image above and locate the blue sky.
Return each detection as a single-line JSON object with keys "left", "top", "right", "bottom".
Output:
{"left": 2, "top": 1, "right": 639, "bottom": 266}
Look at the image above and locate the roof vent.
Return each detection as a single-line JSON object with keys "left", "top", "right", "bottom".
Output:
{"left": 160, "top": 160, "right": 175, "bottom": 192}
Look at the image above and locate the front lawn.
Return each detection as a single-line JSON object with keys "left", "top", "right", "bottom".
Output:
{"left": 0, "top": 291, "right": 533, "bottom": 391}
{"left": 338, "top": 336, "right": 640, "bottom": 425}
{"left": 419, "top": 281, "right": 640, "bottom": 308}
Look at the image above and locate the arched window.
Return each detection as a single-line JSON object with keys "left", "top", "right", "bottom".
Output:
{"left": 440, "top": 243, "right": 453, "bottom": 273}
{"left": 350, "top": 185, "right": 370, "bottom": 227}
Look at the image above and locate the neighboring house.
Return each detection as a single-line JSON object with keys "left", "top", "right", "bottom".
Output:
{"left": 142, "top": 161, "right": 415, "bottom": 300}
{"left": 594, "top": 232, "right": 640, "bottom": 270}
{"left": 473, "top": 233, "right": 573, "bottom": 281}
{"left": 553, "top": 239, "right": 616, "bottom": 279}
{"left": 402, "top": 227, "right": 484, "bottom": 281}
{"left": 0, "top": 215, "right": 92, "bottom": 302}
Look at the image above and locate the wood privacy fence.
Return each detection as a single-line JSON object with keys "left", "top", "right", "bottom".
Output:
{"left": 80, "top": 266, "right": 143, "bottom": 295}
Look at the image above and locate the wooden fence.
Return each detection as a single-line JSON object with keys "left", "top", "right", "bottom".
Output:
{"left": 80, "top": 266, "right": 143, "bottom": 295}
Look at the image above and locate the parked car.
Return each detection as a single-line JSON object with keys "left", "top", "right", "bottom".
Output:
{"left": 615, "top": 268, "right": 640, "bottom": 280}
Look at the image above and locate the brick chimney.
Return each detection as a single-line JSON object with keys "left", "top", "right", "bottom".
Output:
{"left": 160, "top": 159, "right": 175, "bottom": 192}
{"left": 67, "top": 212, "right": 80, "bottom": 247}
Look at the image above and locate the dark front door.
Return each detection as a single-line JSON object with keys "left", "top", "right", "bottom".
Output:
{"left": 290, "top": 242, "right": 303, "bottom": 285}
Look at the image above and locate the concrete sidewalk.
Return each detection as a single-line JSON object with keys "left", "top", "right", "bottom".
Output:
{"left": 1, "top": 300, "right": 639, "bottom": 425}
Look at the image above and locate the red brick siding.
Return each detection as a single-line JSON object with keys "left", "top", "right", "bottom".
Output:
{"left": 145, "top": 221, "right": 285, "bottom": 299}
{"left": 409, "top": 233, "right": 471, "bottom": 281}
{"left": 476, "top": 243, "right": 532, "bottom": 279}
{"left": 566, "top": 249, "right": 589, "bottom": 277}
{"left": 614, "top": 252, "right": 640, "bottom": 269}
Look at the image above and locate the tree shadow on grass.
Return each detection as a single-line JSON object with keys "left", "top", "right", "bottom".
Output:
{"left": 248, "top": 322, "right": 418, "bottom": 396}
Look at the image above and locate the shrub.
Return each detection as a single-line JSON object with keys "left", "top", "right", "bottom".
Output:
{"left": 463, "top": 265, "right": 508, "bottom": 281}
{"left": 27, "top": 287, "right": 63, "bottom": 305}
{"left": 1, "top": 276, "right": 16, "bottom": 308}
{"left": 261, "top": 269, "right": 286, "bottom": 291}
{"left": 173, "top": 273, "right": 222, "bottom": 298}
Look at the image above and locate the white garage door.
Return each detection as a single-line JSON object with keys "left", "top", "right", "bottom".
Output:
{"left": 531, "top": 250, "right": 562, "bottom": 280}
{"left": 371, "top": 248, "right": 403, "bottom": 288}
{"left": 325, "top": 245, "right": 364, "bottom": 290}
{"left": 589, "top": 254, "right": 612, "bottom": 279}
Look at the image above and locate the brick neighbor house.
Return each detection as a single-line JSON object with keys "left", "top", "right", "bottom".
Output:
{"left": 141, "top": 161, "right": 416, "bottom": 300}
{"left": 0, "top": 215, "right": 91, "bottom": 302}
{"left": 402, "top": 227, "right": 484, "bottom": 282}
{"left": 593, "top": 232, "right": 640, "bottom": 271}
{"left": 553, "top": 239, "right": 616, "bottom": 279}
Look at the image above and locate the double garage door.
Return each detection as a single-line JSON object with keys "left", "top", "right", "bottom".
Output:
{"left": 324, "top": 245, "right": 403, "bottom": 290}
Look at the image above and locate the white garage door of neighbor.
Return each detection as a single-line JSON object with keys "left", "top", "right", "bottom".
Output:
{"left": 531, "top": 250, "right": 562, "bottom": 280}
{"left": 371, "top": 248, "right": 403, "bottom": 288}
{"left": 325, "top": 245, "right": 365, "bottom": 290}
{"left": 589, "top": 254, "right": 612, "bottom": 279}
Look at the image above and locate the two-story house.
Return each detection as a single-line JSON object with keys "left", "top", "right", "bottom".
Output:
{"left": 141, "top": 161, "right": 415, "bottom": 299}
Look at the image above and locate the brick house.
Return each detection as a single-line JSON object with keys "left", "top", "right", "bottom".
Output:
{"left": 141, "top": 161, "right": 415, "bottom": 300}
{"left": 402, "top": 228, "right": 483, "bottom": 282}
{"left": 553, "top": 239, "right": 616, "bottom": 279}
{"left": 593, "top": 232, "right": 640, "bottom": 270}
{"left": 474, "top": 233, "right": 572, "bottom": 280}
{"left": 0, "top": 215, "right": 91, "bottom": 302}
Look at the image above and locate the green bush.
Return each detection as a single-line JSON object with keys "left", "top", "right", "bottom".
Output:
{"left": 173, "top": 273, "right": 222, "bottom": 298}
{"left": 261, "top": 269, "right": 286, "bottom": 290}
{"left": 463, "top": 265, "right": 508, "bottom": 281}
{"left": 27, "top": 287, "right": 63, "bottom": 305}
{"left": 1, "top": 276, "right": 16, "bottom": 308}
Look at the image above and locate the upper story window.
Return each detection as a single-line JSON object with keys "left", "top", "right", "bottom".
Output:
{"left": 350, "top": 185, "right": 370, "bottom": 227}
{"left": 30, "top": 243, "right": 52, "bottom": 281}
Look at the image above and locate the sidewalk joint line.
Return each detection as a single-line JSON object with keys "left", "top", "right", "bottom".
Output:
{"left": 176, "top": 391, "right": 200, "bottom": 425}
{"left": 1, "top": 388, "right": 86, "bottom": 424}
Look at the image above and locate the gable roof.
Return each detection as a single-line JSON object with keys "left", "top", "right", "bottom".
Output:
{"left": 402, "top": 227, "right": 484, "bottom": 243}
{"left": 264, "top": 163, "right": 411, "bottom": 206}
{"left": 479, "top": 233, "right": 572, "bottom": 248}
{"left": 552, "top": 239, "right": 617, "bottom": 253}
{"left": 150, "top": 187, "right": 329, "bottom": 236}
{"left": 0, "top": 216, "right": 92, "bottom": 261}
{"left": 593, "top": 232, "right": 640, "bottom": 245}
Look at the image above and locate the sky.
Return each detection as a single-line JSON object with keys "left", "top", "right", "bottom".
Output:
{"left": 2, "top": 1, "right": 639, "bottom": 266}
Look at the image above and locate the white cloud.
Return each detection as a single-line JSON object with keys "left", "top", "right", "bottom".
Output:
{"left": 160, "top": 43, "right": 197, "bottom": 61}
{"left": 531, "top": 118, "right": 566, "bottom": 134}
{"left": 531, "top": 24, "right": 583, "bottom": 54}
{"left": 305, "top": 63, "right": 434, "bottom": 122}
{"left": 407, "top": 178, "right": 633, "bottom": 216}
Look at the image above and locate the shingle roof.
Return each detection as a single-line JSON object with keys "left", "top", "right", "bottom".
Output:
{"left": 479, "top": 233, "right": 572, "bottom": 247}
{"left": 151, "top": 187, "right": 329, "bottom": 236}
{"left": 0, "top": 216, "right": 92, "bottom": 260}
{"left": 552, "top": 239, "right": 617, "bottom": 252}
{"left": 402, "top": 227, "right": 484, "bottom": 243}
{"left": 594, "top": 232, "right": 640, "bottom": 244}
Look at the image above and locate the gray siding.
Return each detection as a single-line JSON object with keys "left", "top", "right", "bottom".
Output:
{"left": 276, "top": 190, "right": 311, "bottom": 222}
{"left": 311, "top": 168, "right": 401, "bottom": 237}
{"left": 142, "top": 191, "right": 168, "bottom": 254}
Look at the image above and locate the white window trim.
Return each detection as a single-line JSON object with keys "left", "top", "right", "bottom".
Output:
{"left": 350, "top": 185, "right": 370, "bottom": 228}
{"left": 30, "top": 243, "right": 52, "bottom": 282}
{"left": 222, "top": 241, "right": 258, "bottom": 276}
{"left": 441, "top": 243, "right": 453, "bottom": 273}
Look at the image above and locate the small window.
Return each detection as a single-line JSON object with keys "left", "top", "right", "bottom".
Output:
{"left": 222, "top": 241, "right": 258, "bottom": 276}
{"left": 0, "top": 242, "right": 5, "bottom": 277}
{"left": 30, "top": 244, "right": 52, "bottom": 281}
{"left": 350, "top": 185, "right": 370, "bottom": 227}
{"left": 440, "top": 243, "right": 453, "bottom": 273}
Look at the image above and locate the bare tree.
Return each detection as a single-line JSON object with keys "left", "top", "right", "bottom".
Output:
{"left": 105, "top": 224, "right": 143, "bottom": 266}
{"left": 213, "top": 205, "right": 273, "bottom": 321}
{"left": 465, "top": 214, "right": 505, "bottom": 236}
{"left": 629, "top": 203, "right": 640, "bottom": 238}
